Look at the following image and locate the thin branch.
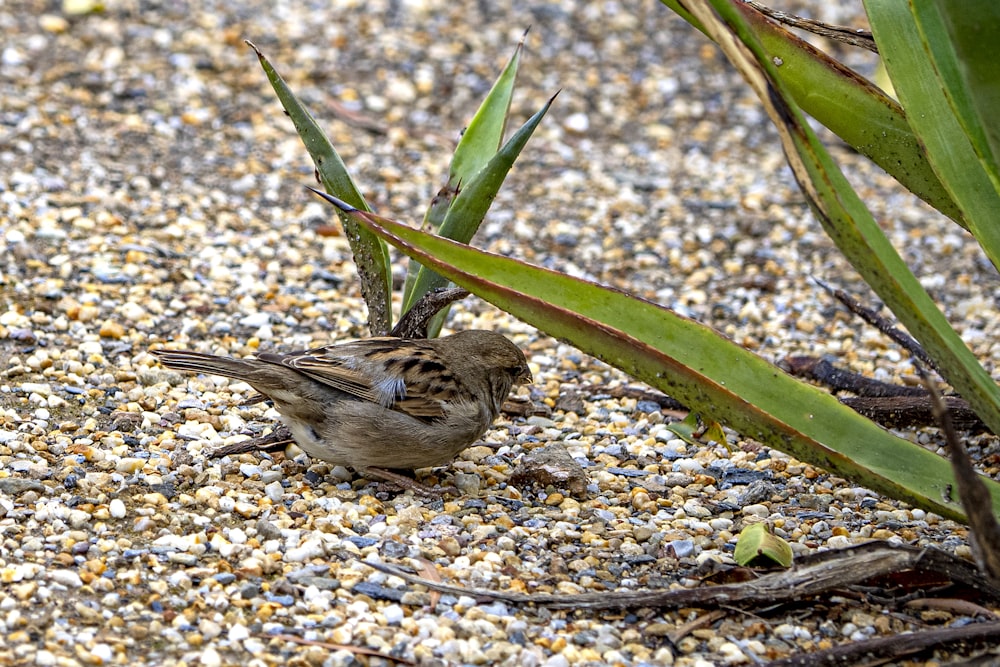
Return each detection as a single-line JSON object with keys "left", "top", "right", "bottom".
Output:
{"left": 744, "top": 0, "right": 878, "bottom": 53}
{"left": 390, "top": 287, "right": 470, "bottom": 339}
{"left": 917, "top": 364, "right": 1000, "bottom": 585}
{"left": 365, "top": 541, "right": 1000, "bottom": 611}
{"left": 763, "top": 621, "right": 1000, "bottom": 667}
{"left": 814, "top": 278, "right": 939, "bottom": 372}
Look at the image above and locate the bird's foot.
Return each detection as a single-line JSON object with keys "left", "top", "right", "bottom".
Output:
{"left": 364, "top": 468, "right": 458, "bottom": 497}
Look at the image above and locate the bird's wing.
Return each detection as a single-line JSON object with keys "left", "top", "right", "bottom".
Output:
{"left": 257, "top": 338, "right": 451, "bottom": 420}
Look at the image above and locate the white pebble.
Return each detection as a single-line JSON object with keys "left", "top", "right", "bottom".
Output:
{"left": 564, "top": 112, "right": 590, "bottom": 133}
{"left": 674, "top": 458, "right": 704, "bottom": 473}
{"left": 68, "top": 509, "right": 91, "bottom": 528}
{"left": 826, "top": 535, "right": 851, "bottom": 549}
{"left": 382, "top": 604, "right": 404, "bottom": 625}
{"left": 264, "top": 480, "right": 284, "bottom": 503}
{"left": 49, "top": 569, "right": 83, "bottom": 588}
{"left": 228, "top": 624, "right": 250, "bottom": 641}
{"left": 120, "top": 301, "right": 146, "bottom": 321}
{"left": 20, "top": 382, "right": 51, "bottom": 395}
{"left": 78, "top": 340, "right": 103, "bottom": 355}
{"left": 285, "top": 539, "right": 325, "bottom": 562}
{"left": 741, "top": 504, "right": 770, "bottom": 518}
{"left": 238, "top": 312, "right": 270, "bottom": 328}
{"left": 718, "top": 641, "right": 747, "bottom": 663}
{"left": 109, "top": 498, "right": 126, "bottom": 518}
{"left": 239, "top": 463, "right": 262, "bottom": 478}
{"left": 543, "top": 654, "right": 571, "bottom": 667}
{"left": 89, "top": 644, "right": 113, "bottom": 664}
{"left": 198, "top": 647, "right": 222, "bottom": 667}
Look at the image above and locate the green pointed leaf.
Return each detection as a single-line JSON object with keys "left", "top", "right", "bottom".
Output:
{"left": 734, "top": 523, "right": 793, "bottom": 568}
{"left": 917, "top": 1, "right": 1000, "bottom": 194}
{"left": 401, "top": 93, "right": 557, "bottom": 324}
{"left": 309, "top": 192, "right": 1000, "bottom": 523}
{"left": 701, "top": 420, "right": 728, "bottom": 448}
{"left": 658, "top": 0, "right": 965, "bottom": 227}
{"left": 402, "top": 31, "right": 527, "bottom": 313}
{"left": 247, "top": 41, "right": 393, "bottom": 335}
{"left": 675, "top": 0, "right": 1000, "bottom": 440}
{"left": 665, "top": 412, "right": 700, "bottom": 447}
{"left": 865, "top": 1, "right": 1000, "bottom": 273}
{"left": 448, "top": 29, "right": 526, "bottom": 187}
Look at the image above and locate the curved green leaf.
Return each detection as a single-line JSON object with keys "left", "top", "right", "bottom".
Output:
{"left": 448, "top": 29, "right": 526, "bottom": 187}
{"left": 864, "top": 1, "right": 1000, "bottom": 273}
{"left": 919, "top": 1, "right": 1000, "bottom": 195}
{"left": 675, "top": 0, "right": 1000, "bottom": 439}
{"left": 734, "top": 523, "right": 793, "bottom": 568}
{"left": 309, "top": 191, "right": 1000, "bottom": 523}
{"left": 402, "top": 93, "right": 557, "bottom": 322}
{"left": 248, "top": 41, "right": 393, "bottom": 334}
{"left": 402, "top": 32, "right": 528, "bottom": 311}
{"left": 659, "top": 0, "right": 965, "bottom": 227}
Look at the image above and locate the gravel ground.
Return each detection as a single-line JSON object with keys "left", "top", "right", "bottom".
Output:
{"left": 2, "top": 1, "right": 999, "bottom": 665}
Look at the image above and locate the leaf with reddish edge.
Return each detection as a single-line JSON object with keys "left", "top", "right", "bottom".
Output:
{"left": 307, "top": 188, "right": 1000, "bottom": 524}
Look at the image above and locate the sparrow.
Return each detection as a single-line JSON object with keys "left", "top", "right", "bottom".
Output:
{"left": 151, "top": 330, "right": 532, "bottom": 490}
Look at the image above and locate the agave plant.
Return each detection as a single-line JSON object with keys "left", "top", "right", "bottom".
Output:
{"left": 246, "top": 32, "right": 553, "bottom": 338}
{"left": 304, "top": 2, "right": 1000, "bottom": 525}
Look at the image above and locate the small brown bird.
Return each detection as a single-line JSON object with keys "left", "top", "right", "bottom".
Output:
{"left": 152, "top": 330, "right": 532, "bottom": 489}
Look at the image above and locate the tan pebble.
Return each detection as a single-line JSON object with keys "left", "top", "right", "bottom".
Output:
{"left": 234, "top": 502, "right": 260, "bottom": 518}
{"left": 871, "top": 529, "right": 896, "bottom": 540}
{"left": 461, "top": 445, "right": 494, "bottom": 463}
{"left": 84, "top": 559, "right": 106, "bottom": 575}
{"left": 558, "top": 497, "right": 580, "bottom": 512}
{"left": 99, "top": 320, "right": 126, "bottom": 339}
{"left": 394, "top": 505, "right": 425, "bottom": 527}
{"left": 555, "top": 581, "right": 584, "bottom": 594}
{"left": 6, "top": 630, "right": 31, "bottom": 643}
{"left": 39, "top": 14, "right": 70, "bottom": 32}
{"left": 53, "top": 553, "right": 75, "bottom": 566}
{"left": 631, "top": 491, "right": 654, "bottom": 511}
{"left": 544, "top": 493, "right": 564, "bottom": 506}
{"left": 329, "top": 625, "right": 353, "bottom": 644}
{"left": 255, "top": 603, "right": 280, "bottom": 621}
{"left": 438, "top": 536, "right": 461, "bottom": 557}
{"left": 142, "top": 493, "right": 168, "bottom": 506}
{"left": 493, "top": 515, "right": 514, "bottom": 531}
{"left": 116, "top": 458, "right": 146, "bottom": 474}
{"left": 11, "top": 582, "right": 37, "bottom": 600}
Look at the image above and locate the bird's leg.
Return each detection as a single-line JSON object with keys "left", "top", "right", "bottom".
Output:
{"left": 363, "top": 468, "right": 458, "bottom": 497}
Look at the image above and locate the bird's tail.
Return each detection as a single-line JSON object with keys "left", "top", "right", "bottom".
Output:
{"left": 151, "top": 349, "right": 260, "bottom": 380}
